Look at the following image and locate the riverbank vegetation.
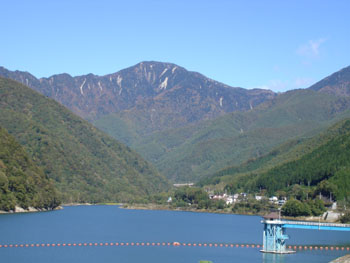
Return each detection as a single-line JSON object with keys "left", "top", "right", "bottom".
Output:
{"left": 281, "top": 199, "right": 326, "bottom": 217}
{"left": 0, "top": 126, "right": 60, "bottom": 211}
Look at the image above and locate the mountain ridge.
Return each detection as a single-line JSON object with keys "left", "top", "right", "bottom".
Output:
{"left": 0, "top": 61, "right": 276, "bottom": 134}
{"left": 308, "top": 65, "right": 350, "bottom": 97}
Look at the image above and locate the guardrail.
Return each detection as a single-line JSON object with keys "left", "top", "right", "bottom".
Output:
{"left": 263, "top": 220, "right": 350, "bottom": 228}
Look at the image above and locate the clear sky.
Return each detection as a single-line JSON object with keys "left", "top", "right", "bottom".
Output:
{"left": 1, "top": 0, "right": 349, "bottom": 92}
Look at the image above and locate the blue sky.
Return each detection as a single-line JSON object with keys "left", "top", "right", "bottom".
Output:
{"left": 1, "top": 0, "right": 349, "bottom": 92}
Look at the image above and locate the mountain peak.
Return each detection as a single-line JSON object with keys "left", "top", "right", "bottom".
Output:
{"left": 309, "top": 65, "right": 350, "bottom": 97}
{"left": 0, "top": 62, "right": 276, "bottom": 131}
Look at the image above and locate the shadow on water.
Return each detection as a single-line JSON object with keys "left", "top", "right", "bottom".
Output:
{"left": 262, "top": 253, "right": 286, "bottom": 263}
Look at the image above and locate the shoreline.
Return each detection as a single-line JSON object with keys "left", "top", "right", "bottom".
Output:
{"left": 61, "top": 202, "right": 122, "bottom": 207}
{"left": 122, "top": 203, "right": 340, "bottom": 222}
{"left": 122, "top": 203, "right": 269, "bottom": 216}
{"left": 0, "top": 205, "right": 63, "bottom": 214}
{"left": 61, "top": 202, "right": 93, "bottom": 206}
{"left": 3, "top": 202, "right": 340, "bottom": 223}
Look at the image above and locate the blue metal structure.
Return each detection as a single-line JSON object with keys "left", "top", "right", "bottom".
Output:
{"left": 261, "top": 216, "right": 294, "bottom": 254}
{"left": 261, "top": 214, "right": 350, "bottom": 254}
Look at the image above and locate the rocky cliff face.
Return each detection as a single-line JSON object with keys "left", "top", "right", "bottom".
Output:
{"left": 0, "top": 62, "right": 275, "bottom": 132}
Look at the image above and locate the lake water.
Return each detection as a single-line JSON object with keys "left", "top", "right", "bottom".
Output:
{"left": 0, "top": 205, "right": 349, "bottom": 263}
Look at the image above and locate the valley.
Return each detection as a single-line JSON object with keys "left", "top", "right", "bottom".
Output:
{"left": 1, "top": 63, "right": 350, "bottom": 220}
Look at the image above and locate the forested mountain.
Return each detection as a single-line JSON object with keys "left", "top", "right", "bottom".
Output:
{"left": 1, "top": 64, "right": 350, "bottom": 185}
{"left": 200, "top": 119, "right": 350, "bottom": 201}
{"left": 0, "top": 77, "right": 168, "bottom": 203}
{"left": 133, "top": 89, "right": 350, "bottom": 182}
{"left": 0, "top": 126, "right": 60, "bottom": 211}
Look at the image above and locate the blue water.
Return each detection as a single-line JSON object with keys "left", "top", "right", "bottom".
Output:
{"left": 0, "top": 205, "right": 349, "bottom": 263}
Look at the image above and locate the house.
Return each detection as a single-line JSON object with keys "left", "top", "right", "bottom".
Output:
{"left": 269, "top": 196, "right": 278, "bottom": 204}
{"left": 226, "top": 196, "right": 234, "bottom": 205}
{"left": 255, "top": 195, "right": 263, "bottom": 201}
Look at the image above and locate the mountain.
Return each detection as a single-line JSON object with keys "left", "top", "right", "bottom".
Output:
{"left": 0, "top": 126, "right": 60, "bottom": 211}
{"left": 0, "top": 62, "right": 275, "bottom": 137}
{"left": 309, "top": 65, "right": 350, "bottom": 97}
{"left": 198, "top": 118, "right": 350, "bottom": 186}
{"left": 0, "top": 77, "right": 168, "bottom": 203}
{"left": 254, "top": 119, "right": 350, "bottom": 200}
{"left": 2, "top": 63, "right": 350, "bottom": 184}
{"left": 133, "top": 88, "right": 350, "bottom": 182}
{"left": 200, "top": 119, "right": 350, "bottom": 201}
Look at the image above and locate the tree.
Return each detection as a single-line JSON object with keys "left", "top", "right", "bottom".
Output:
{"left": 288, "top": 184, "right": 308, "bottom": 201}
{"left": 306, "top": 199, "right": 326, "bottom": 216}
{"left": 317, "top": 181, "right": 338, "bottom": 201}
{"left": 281, "top": 199, "right": 311, "bottom": 217}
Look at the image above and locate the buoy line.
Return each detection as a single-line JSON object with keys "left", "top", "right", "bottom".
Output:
{"left": 0, "top": 242, "right": 348, "bottom": 251}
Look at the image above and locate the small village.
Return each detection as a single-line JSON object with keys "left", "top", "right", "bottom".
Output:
{"left": 208, "top": 192, "right": 286, "bottom": 206}
{"left": 169, "top": 183, "right": 344, "bottom": 222}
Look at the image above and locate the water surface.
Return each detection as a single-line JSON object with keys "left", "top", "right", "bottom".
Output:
{"left": 0, "top": 205, "right": 348, "bottom": 263}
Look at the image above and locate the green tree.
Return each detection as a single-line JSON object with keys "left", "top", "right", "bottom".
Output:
{"left": 306, "top": 199, "right": 326, "bottom": 216}
{"left": 317, "top": 181, "right": 338, "bottom": 201}
{"left": 281, "top": 199, "right": 311, "bottom": 217}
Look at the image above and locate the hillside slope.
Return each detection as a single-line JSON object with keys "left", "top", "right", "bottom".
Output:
{"left": 0, "top": 77, "right": 168, "bottom": 203}
{"left": 0, "top": 126, "right": 60, "bottom": 211}
{"left": 199, "top": 119, "right": 350, "bottom": 189}
{"left": 134, "top": 89, "right": 350, "bottom": 182}
{"left": 250, "top": 119, "right": 350, "bottom": 200}
{"left": 198, "top": 118, "right": 350, "bottom": 202}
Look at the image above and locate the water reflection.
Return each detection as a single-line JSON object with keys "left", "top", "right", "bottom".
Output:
{"left": 262, "top": 253, "right": 286, "bottom": 263}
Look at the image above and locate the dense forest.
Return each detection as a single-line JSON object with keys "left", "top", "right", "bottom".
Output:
{"left": 0, "top": 126, "right": 60, "bottom": 211}
{"left": 200, "top": 119, "right": 350, "bottom": 203}
{"left": 0, "top": 77, "right": 169, "bottom": 203}
{"left": 253, "top": 120, "right": 350, "bottom": 200}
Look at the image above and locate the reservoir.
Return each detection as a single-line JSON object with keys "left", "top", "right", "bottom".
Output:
{"left": 0, "top": 205, "right": 349, "bottom": 263}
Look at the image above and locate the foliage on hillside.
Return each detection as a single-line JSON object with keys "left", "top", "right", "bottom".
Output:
{"left": 199, "top": 118, "right": 350, "bottom": 187}
{"left": 0, "top": 77, "right": 169, "bottom": 203}
{"left": 202, "top": 119, "right": 350, "bottom": 203}
{"left": 0, "top": 126, "right": 60, "bottom": 211}
{"left": 132, "top": 89, "right": 350, "bottom": 182}
{"left": 253, "top": 120, "right": 350, "bottom": 200}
